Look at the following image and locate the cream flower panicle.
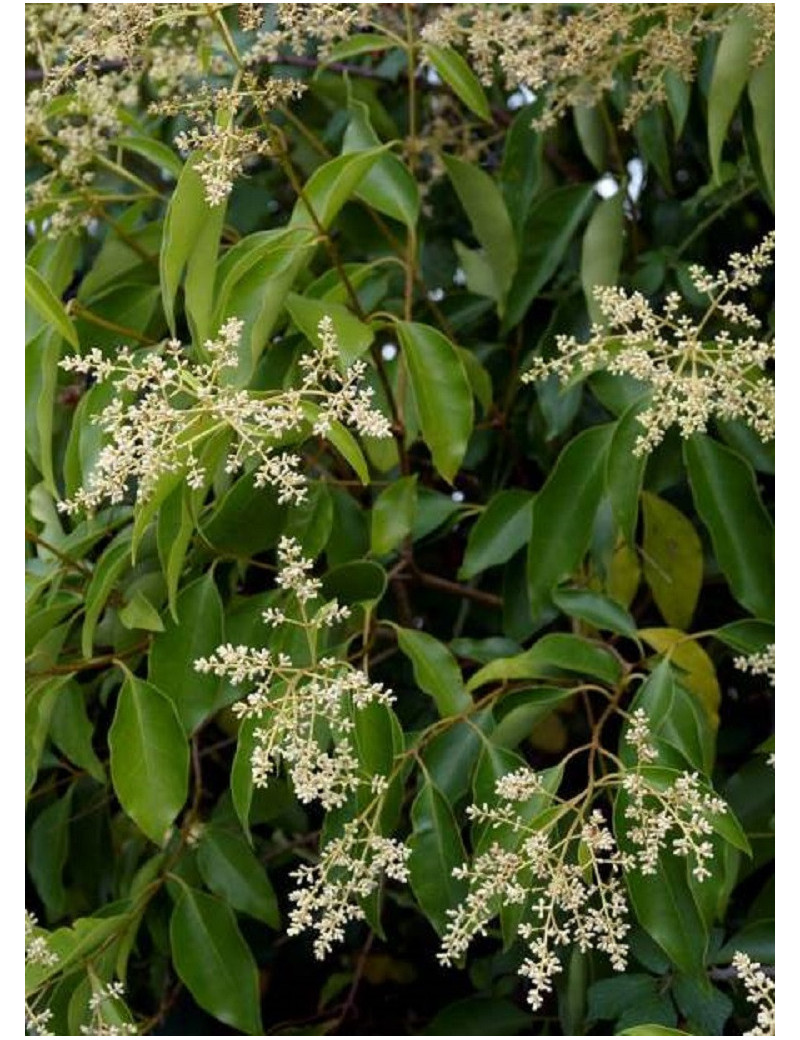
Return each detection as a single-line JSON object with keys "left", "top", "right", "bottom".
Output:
{"left": 522, "top": 233, "right": 775, "bottom": 455}
{"left": 58, "top": 316, "right": 391, "bottom": 517}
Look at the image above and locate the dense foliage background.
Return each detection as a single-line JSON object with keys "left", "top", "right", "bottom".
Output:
{"left": 25, "top": 4, "right": 775, "bottom": 1035}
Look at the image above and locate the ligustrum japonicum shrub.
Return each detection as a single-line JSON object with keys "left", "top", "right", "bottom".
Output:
{"left": 25, "top": 4, "right": 775, "bottom": 1035}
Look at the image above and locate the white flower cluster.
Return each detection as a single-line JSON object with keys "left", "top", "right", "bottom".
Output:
{"left": 288, "top": 819, "right": 411, "bottom": 959}
{"left": 59, "top": 316, "right": 391, "bottom": 516}
{"left": 523, "top": 233, "right": 775, "bottom": 455}
{"left": 195, "top": 536, "right": 393, "bottom": 809}
{"left": 733, "top": 951, "right": 775, "bottom": 1036}
{"left": 735, "top": 644, "right": 776, "bottom": 687}
{"left": 439, "top": 711, "right": 730, "bottom": 1011}
{"left": 25, "top": 910, "right": 58, "bottom": 970}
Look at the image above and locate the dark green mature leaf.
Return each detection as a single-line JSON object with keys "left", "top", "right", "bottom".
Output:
{"left": 49, "top": 681, "right": 105, "bottom": 782}
{"left": 606, "top": 398, "right": 650, "bottom": 544}
{"left": 287, "top": 481, "right": 334, "bottom": 559}
{"left": 708, "top": 8, "right": 757, "bottom": 183}
{"left": 25, "top": 264, "right": 78, "bottom": 348}
{"left": 160, "top": 154, "right": 226, "bottom": 343}
{"left": 672, "top": 975, "right": 733, "bottom": 1036}
{"left": 552, "top": 587, "right": 638, "bottom": 641}
{"left": 28, "top": 787, "right": 73, "bottom": 919}
{"left": 459, "top": 490, "right": 533, "bottom": 580}
{"left": 425, "top": 996, "right": 531, "bottom": 1035}
{"left": 749, "top": 52, "right": 775, "bottom": 208}
{"left": 408, "top": 780, "right": 467, "bottom": 935}
{"left": 26, "top": 675, "right": 72, "bottom": 797}
{"left": 421, "top": 711, "right": 493, "bottom": 803}
{"left": 501, "top": 104, "right": 542, "bottom": 235}
{"left": 467, "top": 633, "right": 622, "bottom": 692}
{"left": 321, "top": 560, "right": 387, "bottom": 606}
{"left": 202, "top": 473, "right": 287, "bottom": 560}
{"left": 396, "top": 322, "right": 474, "bottom": 483}
{"left": 394, "top": 625, "right": 471, "bottom": 716}
{"left": 148, "top": 573, "right": 226, "bottom": 734}
{"left": 371, "top": 475, "right": 418, "bottom": 555}
{"left": 492, "top": 686, "right": 577, "bottom": 749}
{"left": 170, "top": 887, "right": 264, "bottom": 1035}
{"left": 424, "top": 45, "right": 491, "bottom": 121}
{"left": 504, "top": 184, "right": 595, "bottom": 331}
{"left": 25, "top": 327, "right": 62, "bottom": 495}
{"left": 528, "top": 424, "right": 614, "bottom": 617}
{"left": 343, "top": 99, "right": 420, "bottom": 228}
{"left": 581, "top": 192, "right": 625, "bottom": 324}
{"left": 684, "top": 435, "right": 774, "bottom": 620}
{"left": 714, "top": 618, "right": 774, "bottom": 655}
{"left": 443, "top": 153, "right": 517, "bottom": 309}
{"left": 81, "top": 531, "right": 133, "bottom": 659}
{"left": 617, "top": 1027, "right": 690, "bottom": 1036}
{"left": 109, "top": 674, "right": 189, "bottom": 845}
{"left": 197, "top": 825, "right": 280, "bottom": 927}
{"left": 641, "top": 491, "right": 703, "bottom": 631}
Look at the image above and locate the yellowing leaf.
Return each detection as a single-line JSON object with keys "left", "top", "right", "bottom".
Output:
{"left": 639, "top": 627, "right": 721, "bottom": 725}
{"left": 641, "top": 491, "right": 702, "bottom": 631}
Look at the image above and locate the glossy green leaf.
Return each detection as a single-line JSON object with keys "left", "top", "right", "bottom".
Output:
{"left": 160, "top": 154, "right": 226, "bottom": 342}
{"left": 289, "top": 146, "right": 389, "bottom": 232}
{"left": 574, "top": 105, "right": 608, "bottom": 171}
{"left": 148, "top": 573, "right": 226, "bottom": 734}
{"left": 684, "top": 435, "right": 774, "bottom": 620}
{"left": 459, "top": 490, "right": 534, "bottom": 579}
{"left": 371, "top": 475, "right": 417, "bottom": 556}
{"left": 425, "top": 996, "right": 532, "bottom": 1035}
{"left": 500, "top": 103, "right": 542, "bottom": 235}
{"left": 467, "top": 633, "right": 622, "bottom": 692}
{"left": 342, "top": 99, "right": 420, "bottom": 227}
{"left": 119, "top": 590, "right": 165, "bottom": 632}
{"left": 25, "top": 264, "right": 78, "bottom": 348}
{"left": 170, "top": 887, "right": 263, "bottom": 1034}
{"left": 28, "top": 786, "right": 73, "bottom": 918}
{"left": 321, "top": 560, "right": 387, "bottom": 606}
{"left": 26, "top": 913, "right": 130, "bottom": 996}
{"left": 504, "top": 184, "right": 595, "bottom": 331}
{"left": 708, "top": 9, "right": 757, "bottom": 183}
{"left": 322, "top": 32, "right": 396, "bottom": 62}
{"left": 396, "top": 322, "right": 474, "bottom": 483}
{"left": 201, "top": 472, "right": 287, "bottom": 560}
{"left": 553, "top": 587, "right": 638, "bottom": 641}
{"left": 443, "top": 153, "right": 517, "bottom": 308}
{"left": 394, "top": 625, "right": 472, "bottom": 716}
{"left": 492, "top": 686, "right": 577, "bottom": 749}
{"left": 749, "top": 52, "right": 775, "bottom": 207}
{"left": 606, "top": 398, "right": 650, "bottom": 544}
{"left": 198, "top": 824, "right": 280, "bottom": 927}
{"left": 528, "top": 424, "right": 613, "bottom": 617}
{"left": 115, "top": 135, "right": 183, "bottom": 178}
{"left": 714, "top": 618, "right": 774, "bottom": 655}
{"left": 407, "top": 780, "right": 467, "bottom": 935}
{"left": 49, "top": 681, "right": 105, "bottom": 782}
{"left": 81, "top": 531, "right": 133, "bottom": 659}
{"left": 617, "top": 1026, "right": 690, "bottom": 1036}
{"left": 581, "top": 192, "right": 625, "bottom": 324}
{"left": 26, "top": 675, "right": 72, "bottom": 797}
{"left": 109, "top": 674, "right": 189, "bottom": 845}
{"left": 25, "top": 326, "right": 62, "bottom": 495}
{"left": 286, "top": 291, "right": 374, "bottom": 366}
{"left": 287, "top": 481, "right": 333, "bottom": 559}
{"left": 424, "top": 44, "right": 491, "bottom": 121}
{"left": 641, "top": 491, "right": 703, "bottom": 631}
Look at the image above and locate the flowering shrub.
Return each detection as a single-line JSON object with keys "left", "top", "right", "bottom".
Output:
{"left": 26, "top": 4, "right": 774, "bottom": 1036}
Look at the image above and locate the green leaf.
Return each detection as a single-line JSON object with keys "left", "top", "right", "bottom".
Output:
{"left": 664, "top": 69, "right": 692, "bottom": 139}
{"left": 443, "top": 153, "right": 517, "bottom": 309}
{"left": 28, "top": 787, "right": 73, "bottom": 918}
{"left": 289, "top": 146, "right": 390, "bottom": 232}
{"left": 425, "top": 996, "right": 531, "bottom": 1035}
{"left": 148, "top": 573, "right": 227, "bottom": 734}
{"left": 500, "top": 104, "right": 542, "bottom": 236}
{"left": 424, "top": 44, "right": 491, "bottom": 121}
{"left": 197, "top": 824, "right": 280, "bottom": 927}
{"left": 407, "top": 780, "right": 467, "bottom": 935}
{"left": 581, "top": 192, "right": 625, "bottom": 324}
{"left": 26, "top": 913, "right": 131, "bottom": 996}
{"left": 708, "top": 9, "right": 757, "bottom": 184}
{"left": 606, "top": 398, "right": 650, "bottom": 544}
{"left": 119, "top": 590, "right": 165, "bottom": 633}
{"left": 25, "top": 264, "right": 78, "bottom": 348}
{"left": 342, "top": 99, "right": 420, "bottom": 228}
{"left": 467, "top": 633, "right": 622, "bottom": 692}
{"left": 552, "top": 587, "right": 638, "bottom": 641}
{"left": 617, "top": 1027, "right": 690, "bottom": 1036}
{"left": 322, "top": 32, "right": 396, "bottom": 62}
{"left": 231, "top": 717, "right": 258, "bottom": 840}
{"left": 201, "top": 472, "right": 287, "bottom": 560}
{"left": 749, "top": 52, "right": 775, "bottom": 207}
{"left": 394, "top": 626, "right": 472, "bottom": 716}
{"left": 160, "top": 154, "right": 226, "bottom": 343}
{"left": 528, "top": 424, "right": 613, "bottom": 617}
{"left": 459, "top": 491, "right": 534, "bottom": 579}
{"left": 672, "top": 976, "right": 733, "bottom": 1036}
{"left": 371, "top": 475, "right": 417, "bottom": 556}
{"left": 714, "top": 618, "right": 774, "bottom": 655}
{"left": 109, "top": 674, "right": 189, "bottom": 845}
{"left": 396, "top": 322, "right": 474, "bottom": 483}
{"left": 504, "top": 184, "right": 595, "bottom": 331}
{"left": 115, "top": 135, "right": 183, "bottom": 179}
{"left": 170, "top": 887, "right": 264, "bottom": 1035}
{"left": 25, "top": 327, "right": 62, "bottom": 495}
{"left": 492, "top": 686, "right": 577, "bottom": 750}
{"left": 286, "top": 291, "right": 374, "bottom": 367}
{"left": 641, "top": 491, "right": 703, "bottom": 631}
{"left": 26, "top": 675, "right": 72, "bottom": 797}
{"left": 321, "top": 560, "right": 387, "bottom": 606}
{"left": 287, "top": 481, "right": 333, "bottom": 559}
{"left": 49, "top": 681, "right": 105, "bottom": 782}
{"left": 81, "top": 531, "right": 133, "bottom": 659}
{"left": 421, "top": 711, "right": 493, "bottom": 803}
{"left": 684, "top": 435, "right": 774, "bottom": 620}
{"left": 574, "top": 105, "right": 608, "bottom": 171}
